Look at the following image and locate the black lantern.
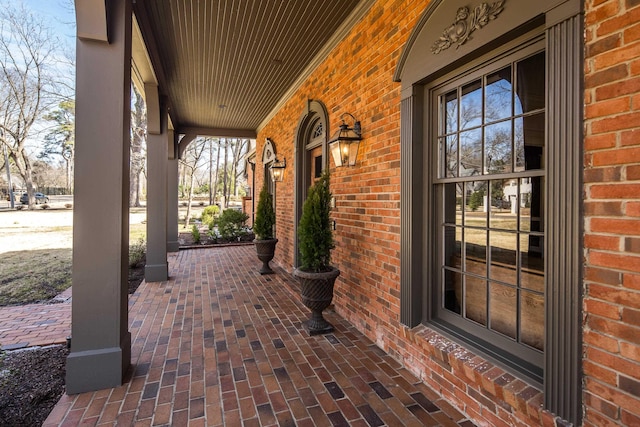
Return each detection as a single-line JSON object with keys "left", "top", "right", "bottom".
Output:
{"left": 329, "top": 113, "right": 362, "bottom": 167}
{"left": 270, "top": 158, "right": 286, "bottom": 182}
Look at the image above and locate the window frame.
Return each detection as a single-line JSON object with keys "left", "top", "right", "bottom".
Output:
{"left": 398, "top": 1, "right": 583, "bottom": 422}
{"left": 425, "top": 35, "right": 546, "bottom": 385}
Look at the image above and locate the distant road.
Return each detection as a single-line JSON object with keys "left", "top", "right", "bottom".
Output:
{"left": 0, "top": 201, "right": 148, "bottom": 254}
{"left": 49, "top": 195, "right": 74, "bottom": 204}
{"left": 0, "top": 194, "right": 73, "bottom": 210}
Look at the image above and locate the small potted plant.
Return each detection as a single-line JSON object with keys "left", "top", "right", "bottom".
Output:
{"left": 293, "top": 169, "right": 340, "bottom": 335}
{"left": 253, "top": 184, "right": 278, "bottom": 274}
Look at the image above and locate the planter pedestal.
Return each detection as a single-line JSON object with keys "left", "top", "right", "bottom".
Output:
{"left": 254, "top": 238, "right": 278, "bottom": 274}
{"left": 293, "top": 267, "right": 340, "bottom": 335}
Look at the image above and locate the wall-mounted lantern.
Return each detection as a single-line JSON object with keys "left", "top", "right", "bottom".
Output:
{"left": 329, "top": 113, "right": 362, "bottom": 167}
{"left": 270, "top": 158, "right": 286, "bottom": 182}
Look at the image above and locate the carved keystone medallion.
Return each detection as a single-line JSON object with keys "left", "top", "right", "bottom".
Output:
{"left": 431, "top": 0, "right": 505, "bottom": 54}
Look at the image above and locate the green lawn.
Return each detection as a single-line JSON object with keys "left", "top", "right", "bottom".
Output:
{"left": 0, "top": 248, "right": 72, "bottom": 306}
{"left": 0, "top": 226, "right": 148, "bottom": 307}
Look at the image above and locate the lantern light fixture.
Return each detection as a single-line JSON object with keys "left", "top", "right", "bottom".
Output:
{"left": 329, "top": 112, "right": 362, "bottom": 167}
{"left": 270, "top": 158, "right": 286, "bottom": 182}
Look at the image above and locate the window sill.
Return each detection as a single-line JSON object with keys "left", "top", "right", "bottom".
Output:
{"left": 400, "top": 324, "right": 563, "bottom": 425}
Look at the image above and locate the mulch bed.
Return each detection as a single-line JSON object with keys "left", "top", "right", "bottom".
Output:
{"left": 0, "top": 262, "right": 147, "bottom": 425}
{"left": 0, "top": 345, "right": 68, "bottom": 426}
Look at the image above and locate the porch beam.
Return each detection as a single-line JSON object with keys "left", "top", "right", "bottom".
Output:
{"left": 145, "top": 83, "right": 161, "bottom": 135}
{"left": 177, "top": 126, "right": 256, "bottom": 139}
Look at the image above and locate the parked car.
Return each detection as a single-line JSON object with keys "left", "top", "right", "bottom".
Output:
{"left": 6, "top": 190, "right": 26, "bottom": 201}
{"left": 20, "top": 192, "right": 49, "bottom": 204}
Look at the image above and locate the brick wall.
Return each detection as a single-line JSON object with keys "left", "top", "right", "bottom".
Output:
{"left": 584, "top": 0, "right": 640, "bottom": 425}
{"left": 256, "top": 0, "right": 640, "bottom": 425}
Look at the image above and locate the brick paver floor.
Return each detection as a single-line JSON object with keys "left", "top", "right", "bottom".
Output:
{"left": 0, "top": 287, "right": 71, "bottom": 350}
{"left": 42, "top": 246, "right": 476, "bottom": 426}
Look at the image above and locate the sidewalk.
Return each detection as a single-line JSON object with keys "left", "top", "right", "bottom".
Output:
{"left": 0, "top": 287, "right": 72, "bottom": 350}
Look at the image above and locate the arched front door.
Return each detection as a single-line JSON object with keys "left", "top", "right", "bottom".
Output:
{"left": 294, "top": 100, "right": 329, "bottom": 266}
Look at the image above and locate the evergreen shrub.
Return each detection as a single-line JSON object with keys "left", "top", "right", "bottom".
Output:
{"left": 298, "top": 169, "right": 333, "bottom": 272}
{"left": 253, "top": 184, "right": 275, "bottom": 240}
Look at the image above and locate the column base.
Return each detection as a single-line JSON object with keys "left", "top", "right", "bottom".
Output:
{"left": 66, "top": 332, "right": 131, "bottom": 394}
{"left": 145, "top": 263, "right": 168, "bottom": 282}
{"left": 167, "top": 240, "right": 180, "bottom": 252}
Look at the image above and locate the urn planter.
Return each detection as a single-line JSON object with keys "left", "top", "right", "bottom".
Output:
{"left": 254, "top": 238, "right": 278, "bottom": 274}
{"left": 293, "top": 266, "right": 340, "bottom": 335}
{"left": 253, "top": 183, "right": 277, "bottom": 274}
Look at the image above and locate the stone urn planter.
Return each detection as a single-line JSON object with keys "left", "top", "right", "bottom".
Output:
{"left": 254, "top": 238, "right": 278, "bottom": 275}
{"left": 294, "top": 170, "right": 340, "bottom": 335}
{"left": 293, "top": 266, "right": 340, "bottom": 334}
{"left": 253, "top": 184, "right": 277, "bottom": 274}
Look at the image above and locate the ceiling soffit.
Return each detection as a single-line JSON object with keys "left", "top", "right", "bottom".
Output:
{"left": 133, "top": 0, "right": 370, "bottom": 136}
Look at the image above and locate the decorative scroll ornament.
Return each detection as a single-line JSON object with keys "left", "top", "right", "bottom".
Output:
{"left": 431, "top": 0, "right": 505, "bottom": 54}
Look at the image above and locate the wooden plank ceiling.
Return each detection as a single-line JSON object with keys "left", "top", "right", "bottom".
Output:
{"left": 133, "top": 0, "right": 366, "bottom": 136}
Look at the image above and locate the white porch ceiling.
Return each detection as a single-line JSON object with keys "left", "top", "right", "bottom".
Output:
{"left": 132, "top": 0, "right": 371, "bottom": 137}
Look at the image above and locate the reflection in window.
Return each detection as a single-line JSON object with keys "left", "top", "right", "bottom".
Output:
{"left": 460, "top": 129, "right": 482, "bottom": 176}
{"left": 485, "top": 121, "right": 512, "bottom": 174}
{"left": 442, "top": 135, "right": 458, "bottom": 178}
{"left": 439, "top": 52, "right": 545, "bottom": 178}
{"left": 437, "top": 51, "right": 545, "bottom": 352}
{"left": 461, "top": 80, "right": 482, "bottom": 130}
{"left": 485, "top": 67, "right": 512, "bottom": 122}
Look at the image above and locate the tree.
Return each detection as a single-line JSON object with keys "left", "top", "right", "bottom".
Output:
{"left": 230, "top": 138, "right": 249, "bottom": 198}
{"left": 130, "top": 85, "right": 147, "bottom": 207}
{"left": 212, "top": 138, "right": 221, "bottom": 203}
{"left": 41, "top": 100, "right": 75, "bottom": 193}
{"left": 31, "top": 159, "right": 66, "bottom": 190}
{"left": 0, "top": 4, "right": 60, "bottom": 208}
{"left": 215, "top": 138, "right": 249, "bottom": 208}
{"left": 222, "top": 138, "right": 229, "bottom": 207}
{"left": 179, "top": 137, "right": 208, "bottom": 227}
{"left": 468, "top": 189, "right": 484, "bottom": 212}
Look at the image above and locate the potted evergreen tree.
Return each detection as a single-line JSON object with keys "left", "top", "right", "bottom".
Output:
{"left": 253, "top": 184, "right": 278, "bottom": 274}
{"left": 293, "top": 169, "right": 340, "bottom": 335}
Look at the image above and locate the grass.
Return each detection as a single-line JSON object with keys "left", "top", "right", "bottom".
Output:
{"left": 130, "top": 222, "right": 147, "bottom": 242}
{"left": 0, "top": 249, "right": 72, "bottom": 306}
{"left": 0, "top": 203, "right": 236, "bottom": 306}
{"left": 0, "top": 225, "right": 147, "bottom": 307}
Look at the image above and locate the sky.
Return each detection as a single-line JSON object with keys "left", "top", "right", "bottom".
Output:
{"left": 23, "top": 0, "right": 76, "bottom": 40}
{"left": 0, "top": 1, "right": 77, "bottom": 161}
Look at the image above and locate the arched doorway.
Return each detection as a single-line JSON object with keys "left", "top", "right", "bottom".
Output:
{"left": 294, "top": 100, "right": 329, "bottom": 266}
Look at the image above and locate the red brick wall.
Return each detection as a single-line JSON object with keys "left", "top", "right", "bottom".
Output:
{"left": 256, "top": 0, "right": 640, "bottom": 425}
{"left": 257, "top": 0, "right": 422, "bottom": 287}
{"left": 584, "top": 0, "right": 640, "bottom": 425}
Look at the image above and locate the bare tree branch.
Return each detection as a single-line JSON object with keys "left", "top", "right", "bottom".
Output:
{"left": 0, "top": 3, "right": 66, "bottom": 208}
